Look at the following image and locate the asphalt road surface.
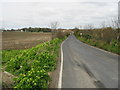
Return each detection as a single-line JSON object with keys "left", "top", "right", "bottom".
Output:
{"left": 62, "top": 35, "right": 118, "bottom": 88}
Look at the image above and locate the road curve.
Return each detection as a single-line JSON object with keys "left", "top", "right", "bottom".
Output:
{"left": 62, "top": 35, "right": 118, "bottom": 88}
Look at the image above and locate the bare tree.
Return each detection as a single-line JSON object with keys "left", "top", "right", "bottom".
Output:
{"left": 100, "top": 21, "right": 107, "bottom": 29}
{"left": 50, "top": 21, "right": 59, "bottom": 29}
{"left": 111, "top": 18, "right": 120, "bottom": 29}
{"left": 84, "top": 24, "right": 94, "bottom": 30}
{"left": 49, "top": 21, "right": 59, "bottom": 39}
{"left": 109, "top": 18, "right": 120, "bottom": 41}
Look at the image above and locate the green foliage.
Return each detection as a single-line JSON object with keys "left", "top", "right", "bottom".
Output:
{"left": 74, "top": 29, "right": 119, "bottom": 43}
{"left": 75, "top": 28, "right": 120, "bottom": 55}
{"left": 2, "top": 50, "right": 22, "bottom": 65}
{"left": 22, "top": 27, "right": 51, "bottom": 32}
{"left": 2, "top": 38, "right": 63, "bottom": 88}
{"left": 14, "top": 69, "right": 49, "bottom": 88}
{"left": 83, "top": 34, "right": 92, "bottom": 39}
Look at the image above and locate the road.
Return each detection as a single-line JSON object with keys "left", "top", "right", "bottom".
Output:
{"left": 62, "top": 35, "right": 118, "bottom": 88}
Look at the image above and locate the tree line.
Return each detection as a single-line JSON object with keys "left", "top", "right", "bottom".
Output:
{"left": 2, "top": 27, "right": 51, "bottom": 32}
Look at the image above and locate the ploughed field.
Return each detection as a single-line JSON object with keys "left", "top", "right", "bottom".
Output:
{"left": 2, "top": 32, "right": 52, "bottom": 50}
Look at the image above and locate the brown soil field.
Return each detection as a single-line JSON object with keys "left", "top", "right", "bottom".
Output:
{"left": 2, "top": 32, "right": 52, "bottom": 50}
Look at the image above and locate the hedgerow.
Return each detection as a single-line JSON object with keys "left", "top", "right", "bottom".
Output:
{"left": 76, "top": 35, "right": 120, "bottom": 55}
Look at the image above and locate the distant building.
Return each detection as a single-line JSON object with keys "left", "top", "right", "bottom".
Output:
{"left": 21, "top": 30, "right": 24, "bottom": 32}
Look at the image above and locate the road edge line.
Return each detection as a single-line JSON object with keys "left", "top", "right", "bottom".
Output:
{"left": 77, "top": 38, "right": 119, "bottom": 56}
{"left": 58, "top": 37, "right": 68, "bottom": 88}
{"left": 86, "top": 42, "right": 119, "bottom": 56}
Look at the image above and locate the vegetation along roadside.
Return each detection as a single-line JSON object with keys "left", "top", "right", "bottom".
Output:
{"left": 2, "top": 37, "right": 66, "bottom": 88}
{"left": 74, "top": 28, "right": 120, "bottom": 55}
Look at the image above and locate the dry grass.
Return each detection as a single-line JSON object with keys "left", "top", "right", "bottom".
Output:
{"left": 74, "top": 28, "right": 120, "bottom": 43}
{"left": 2, "top": 71, "right": 15, "bottom": 88}
{"left": 2, "top": 32, "right": 52, "bottom": 50}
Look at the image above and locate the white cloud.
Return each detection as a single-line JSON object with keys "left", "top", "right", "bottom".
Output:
{"left": 1, "top": 1, "right": 119, "bottom": 29}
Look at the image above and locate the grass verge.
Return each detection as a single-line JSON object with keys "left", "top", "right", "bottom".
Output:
{"left": 2, "top": 37, "right": 65, "bottom": 88}
{"left": 75, "top": 35, "right": 120, "bottom": 55}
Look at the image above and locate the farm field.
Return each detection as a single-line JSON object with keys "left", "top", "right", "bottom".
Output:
{"left": 2, "top": 32, "right": 52, "bottom": 50}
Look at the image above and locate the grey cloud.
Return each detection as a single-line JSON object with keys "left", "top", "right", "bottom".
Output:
{"left": 80, "top": 2, "right": 109, "bottom": 6}
{"left": 2, "top": 1, "right": 118, "bottom": 29}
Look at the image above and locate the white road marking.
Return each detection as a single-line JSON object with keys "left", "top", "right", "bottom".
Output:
{"left": 79, "top": 40, "right": 119, "bottom": 56}
{"left": 58, "top": 37, "right": 68, "bottom": 88}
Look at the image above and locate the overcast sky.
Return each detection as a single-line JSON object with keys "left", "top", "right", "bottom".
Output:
{"left": 0, "top": 0, "right": 119, "bottom": 29}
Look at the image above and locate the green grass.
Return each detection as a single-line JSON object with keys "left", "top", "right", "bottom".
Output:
{"left": 2, "top": 38, "right": 64, "bottom": 88}
{"left": 2, "top": 50, "right": 22, "bottom": 65}
{"left": 76, "top": 36, "right": 120, "bottom": 55}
